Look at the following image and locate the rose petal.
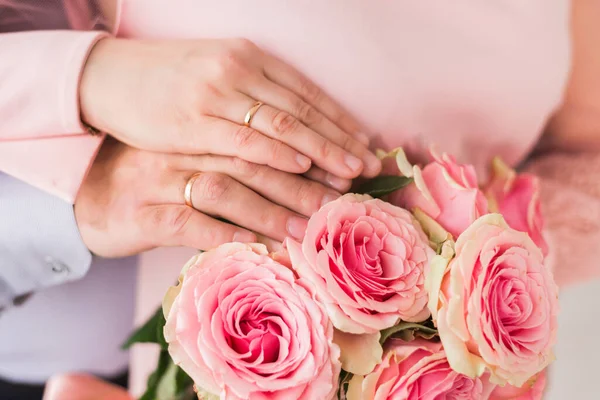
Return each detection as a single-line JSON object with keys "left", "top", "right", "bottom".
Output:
{"left": 333, "top": 330, "right": 383, "bottom": 375}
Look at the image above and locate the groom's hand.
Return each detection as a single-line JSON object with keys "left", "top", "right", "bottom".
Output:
{"left": 74, "top": 139, "right": 345, "bottom": 257}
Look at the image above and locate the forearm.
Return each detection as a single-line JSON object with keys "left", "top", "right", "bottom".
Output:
{"left": 541, "top": 0, "right": 600, "bottom": 153}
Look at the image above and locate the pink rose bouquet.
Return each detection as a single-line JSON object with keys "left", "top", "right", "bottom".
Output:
{"left": 124, "top": 145, "right": 558, "bottom": 400}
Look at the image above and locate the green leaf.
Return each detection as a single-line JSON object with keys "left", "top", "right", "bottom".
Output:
{"left": 139, "top": 350, "right": 171, "bottom": 400}
{"left": 175, "top": 389, "right": 199, "bottom": 400}
{"left": 122, "top": 307, "right": 167, "bottom": 350}
{"left": 355, "top": 175, "right": 413, "bottom": 198}
{"left": 138, "top": 352, "right": 195, "bottom": 400}
{"left": 175, "top": 366, "right": 194, "bottom": 395}
{"left": 379, "top": 320, "right": 438, "bottom": 344}
{"left": 156, "top": 310, "right": 167, "bottom": 349}
{"left": 156, "top": 361, "right": 179, "bottom": 400}
{"left": 337, "top": 370, "right": 353, "bottom": 400}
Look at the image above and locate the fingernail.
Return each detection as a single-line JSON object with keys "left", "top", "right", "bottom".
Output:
{"left": 355, "top": 131, "right": 370, "bottom": 146}
{"left": 363, "top": 152, "right": 382, "bottom": 176}
{"left": 233, "top": 231, "right": 257, "bottom": 243}
{"left": 286, "top": 216, "right": 308, "bottom": 240}
{"left": 268, "top": 241, "right": 284, "bottom": 252}
{"left": 344, "top": 154, "right": 363, "bottom": 173}
{"left": 325, "top": 173, "right": 350, "bottom": 191}
{"left": 296, "top": 153, "right": 311, "bottom": 170}
{"left": 321, "top": 192, "right": 341, "bottom": 208}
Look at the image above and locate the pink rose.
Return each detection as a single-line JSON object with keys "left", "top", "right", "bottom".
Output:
{"left": 491, "top": 371, "right": 547, "bottom": 400}
{"left": 347, "top": 340, "right": 496, "bottom": 400}
{"left": 390, "top": 150, "right": 488, "bottom": 238}
{"left": 287, "top": 194, "right": 433, "bottom": 335}
{"left": 428, "top": 214, "right": 558, "bottom": 387}
{"left": 484, "top": 157, "right": 549, "bottom": 256}
{"left": 163, "top": 243, "right": 341, "bottom": 400}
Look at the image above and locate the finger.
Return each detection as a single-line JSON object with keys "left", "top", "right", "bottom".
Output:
{"left": 180, "top": 170, "right": 308, "bottom": 241}
{"left": 247, "top": 103, "right": 366, "bottom": 179}
{"left": 141, "top": 204, "right": 257, "bottom": 250}
{"left": 213, "top": 92, "right": 373, "bottom": 177}
{"left": 173, "top": 155, "right": 341, "bottom": 217}
{"left": 191, "top": 117, "right": 311, "bottom": 173}
{"left": 255, "top": 233, "right": 284, "bottom": 252}
{"left": 262, "top": 55, "right": 369, "bottom": 144}
{"left": 303, "top": 166, "right": 352, "bottom": 193}
{"left": 243, "top": 78, "right": 381, "bottom": 177}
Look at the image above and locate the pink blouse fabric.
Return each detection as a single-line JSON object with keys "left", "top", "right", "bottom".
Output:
{"left": 117, "top": 0, "right": 590, "bottom": 287}
{"left": 0, "top": 30, "right": 106, "bottom": 202}
{"left": 1, "top": 0, "right": 597, "bottom": 286}
{"left": 0, "top": 0, "right": 112, "bottom": 203}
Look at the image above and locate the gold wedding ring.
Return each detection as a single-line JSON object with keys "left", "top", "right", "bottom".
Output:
{"left": 243, "top": 101, "right": 264, "bottom": 127}
{"left": 184, "top": 172, "right": 203, "bottom": 207}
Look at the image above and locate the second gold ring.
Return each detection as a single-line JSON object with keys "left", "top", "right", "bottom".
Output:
{"left": 184, "top": 172, "right": 203, "bottom": 208}
{"left": 244, "top": 101, "right": 264, "bottom": 127}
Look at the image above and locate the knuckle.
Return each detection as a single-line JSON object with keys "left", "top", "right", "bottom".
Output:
{"left": 154, "top": 206, "right": 193, "bottom": 239}
{"left": 295, "top": 101, "right": 322, "bottom": 126}
{"left": 233, "top": 126, "right": 259, "bottom": 150}
{"left": 191, "top": 82, "right": 222, "bottom": 113}
{"left": 331, "top": 110, "right": 349, "bottom": 127}
{"left": 269, "top": 139, "right": 286, "bottom": 162}
{"left": 257, "top": 210, "right": 281, "bottom": 236}
{"left": 318, "top": 139, "right": 333, "bottom": 160}
{"left": 195, "top": 172, "right": 232, "bottom": 203}
{"left": 271, "top": 110, "right": 300, "bottom": 137}
{"left": 232, "top": 157, "right": 261, "bottom": 178}
{"left": 295, "top": 180, "right": 320, "bottom": 211}
{"left": 340, "top": 132, "right": 353, "bottom": 151}
{"left": 298, "top": 77, "right": 322, "bottom": 102}
{"left": 214, "top": 51, "right": 246, "bottom": 80}
{"left": 229, "top": 37, "right": 257, "bottom": 52}
{"left": 199, "top": 227, "right": 220, "bottom": 248}
{"left": 170, "top": 207, "right": 193, "bottom": 237}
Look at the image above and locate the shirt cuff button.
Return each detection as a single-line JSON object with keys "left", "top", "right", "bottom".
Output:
{"left": 45, "top": 256, "right": 70, "bottom": 274}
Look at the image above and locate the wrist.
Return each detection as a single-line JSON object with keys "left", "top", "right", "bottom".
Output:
{"left": 79, "top": 37, "right": 122, "bottom": 133}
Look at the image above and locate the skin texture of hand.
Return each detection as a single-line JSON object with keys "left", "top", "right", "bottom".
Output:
{"left": 75, "top": 138, "right": 344, "bottom": 258}
{"left": 79, "top": 37, "right": 381, "bottom": 185}
{"left": 43, "top": 374, "right": 133, "bottom": 400}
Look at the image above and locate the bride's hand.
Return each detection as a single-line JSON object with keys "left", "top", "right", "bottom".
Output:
{"left": 79, "top": 37, "right": 381, "bottom": 180}
{"left": 75, "top": 139, "right": 346, "bottom": 258}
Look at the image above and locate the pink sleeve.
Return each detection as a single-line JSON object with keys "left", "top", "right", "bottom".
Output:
{"left": 0, "top": 30, "right": 108, "bottom": 203}
{"left": 524, "top": 152, "right": 600, "bottom": 287}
